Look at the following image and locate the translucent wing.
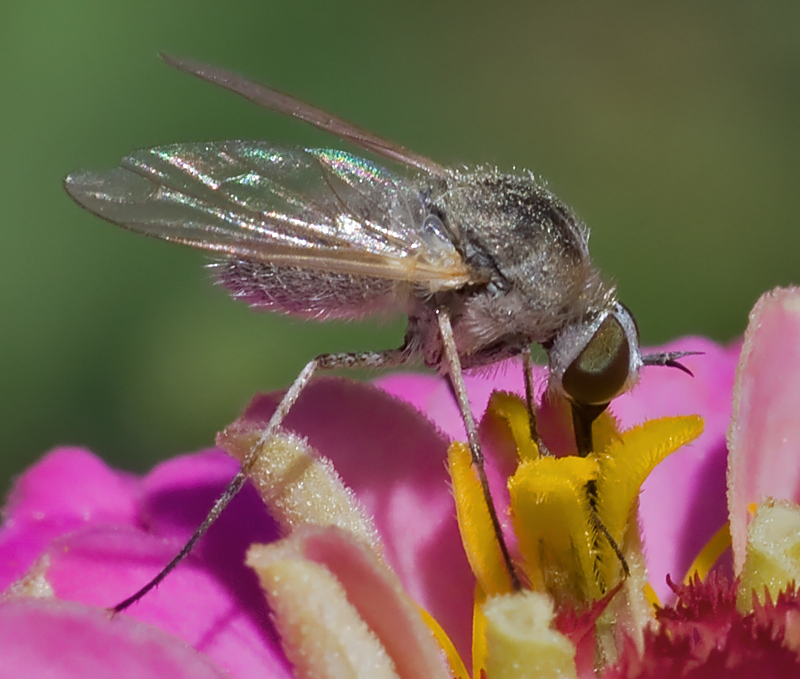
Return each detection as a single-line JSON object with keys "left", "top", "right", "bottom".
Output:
{"left": 65, "top": 142, "right": 475, "bottom": 290}
{"left": 160, "top": 53, "right": 447, "bottom": 177}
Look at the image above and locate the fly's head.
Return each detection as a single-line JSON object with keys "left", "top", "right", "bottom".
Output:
{"left": 546, "top": 302, "right": 641, "bottom": 455}
{"left": 546, "top": 302, "right": 699, "bottom": 456}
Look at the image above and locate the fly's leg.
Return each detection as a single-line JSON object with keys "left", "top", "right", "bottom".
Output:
{"left": 572, "top": 406, "right": 631, "bottom": 581}
{"left": 521, "top": 345, "right": 551, "bottom": 456}
{"left": 113, "top": 346, "right": 411, "bottom": 613}
{"left": 585, "top": 478, "right": 631, "bottom": 583}
{"left": 589, "top": 507, "right": 630, "bottom": 579}
{"left": 436, "top": 307, "right": 521, "bottom": 591}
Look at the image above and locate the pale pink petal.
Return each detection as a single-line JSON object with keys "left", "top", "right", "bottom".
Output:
{"left": 248, "top": 526, "right": 451, "bottom": 679}
{"left": 728, "top": 286, "right": 800, "bottom": 572}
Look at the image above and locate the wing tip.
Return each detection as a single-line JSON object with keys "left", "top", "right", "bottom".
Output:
{"left": 63, "top": 169, "right": 95, "bottom": 203}
{"left": 159, "top": 52, "right": 193, "bottom": 74}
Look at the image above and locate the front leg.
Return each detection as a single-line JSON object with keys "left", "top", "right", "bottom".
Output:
{"left": 435, "top": 307, "right": 521, "bottom": 590}
{"left": 520, "top": 344, "right": 549, "bottom": 456}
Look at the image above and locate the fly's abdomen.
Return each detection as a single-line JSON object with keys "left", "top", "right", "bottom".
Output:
{"left": 215, "top": 259, "right": 403, "bottom": 321}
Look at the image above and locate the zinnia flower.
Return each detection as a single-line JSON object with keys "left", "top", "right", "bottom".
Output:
{"left": 2, "top": 287, "right": 800, "bottom": 677}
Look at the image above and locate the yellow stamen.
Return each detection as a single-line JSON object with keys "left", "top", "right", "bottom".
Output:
{"left": 443, "top": 392, "right": 706, "bottom": 678}
{"left": 736, "top": 498, "right": 800, "bottom": 612}
{"left": 483, "top": 590, "right": 579, "bottom": 679}
{"left": 683, "top": 523, "right": 732, "bottom": 583}
{"left": 448, "top": 441, "right": 515, "bottom": 596}
{"left": 593, "top": 415, "right": 704, "bottom": 586}
{"left": 510, "top": 456, "right": 601, "bottom": 602}
{"left": 589, "top": 410, "right": 624, "bottom": 454}
{"left": 473, "top": 584, "right": 488, "bottom": 679}
{"left": 643, "top": 582, "right": 661, "bottom": 608}
{"left": 483, "top": 391, "right": 539, "bottom": 462}
{"left": 418, "top": 605, "right": 470, "bottom": 679}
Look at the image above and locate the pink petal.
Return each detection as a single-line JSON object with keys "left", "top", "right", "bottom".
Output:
{"left": 243, "top": 377, "right": 475, "bottom": 659}
{"left": 1, "top": 446, "right": 293, "bottom": 679}
{"left": 0, "top": 448, "right": 138, "bottom": 589}
{"left": 614, "top": 338, "right": 739, "bottom": 599}
{"left": 42, "top": 526, "right": 291, "bottom": 679}
{"left": 728, "top": 286, "right": 800, "bottom": 572}
{"left": 300, "top": 526, "right": 450, "bottom": 679}
{"left": 378, "top": 359, "right": 539, "bottom": 443}
{"left": 0, "top": 598, "right": 228, "bottom": 679}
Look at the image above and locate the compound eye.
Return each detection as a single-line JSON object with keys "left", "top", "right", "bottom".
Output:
{"left": 562, "top": 315, "right": 631, "bottom": 406}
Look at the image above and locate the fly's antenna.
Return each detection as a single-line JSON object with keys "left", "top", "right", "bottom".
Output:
{"left": 642, "top": 350, "right": 703, "bottom": 376}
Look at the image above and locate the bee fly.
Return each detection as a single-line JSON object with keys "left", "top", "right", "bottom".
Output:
{"left": 65, "top": 54, "right": 696, "bottom": 606}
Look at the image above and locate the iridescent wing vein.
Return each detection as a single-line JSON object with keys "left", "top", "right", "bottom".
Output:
{"left": 65, "top": 142, "right": 474, "bottom": 290}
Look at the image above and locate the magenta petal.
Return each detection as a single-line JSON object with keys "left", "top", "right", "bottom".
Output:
{"left": 5, "top": 447, "right": 137, "bottom": 521}
{"left": 1, "top": 446, "right": 292, "bottom": 679}
{"left": 136, "top": 449, "right": 269, "bottom": 545}
{"left": 243, "top": 377, "right": 475, "bottom": 659}
{"left": 0, "top": 448, "right": 138, "bottom": 589}
{"left": 0, "top": 598, "right": 227, "bottom": 679}
{"left": 728, "top": 286, "right": 800, "bottom": 572}
{"left": 378, "top": 359, "right": 542, "bottom": 442}
{"left": 42, "top": 526, "right": 291, "bottom": 679}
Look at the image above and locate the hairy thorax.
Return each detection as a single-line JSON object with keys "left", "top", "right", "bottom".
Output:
{"left": 407, "top": 168, "right": 615, "bottom": 369}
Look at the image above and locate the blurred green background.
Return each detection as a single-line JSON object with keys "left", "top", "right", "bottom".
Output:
{"left": 2, "top": 1, "right": 799, "bottom": 494}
